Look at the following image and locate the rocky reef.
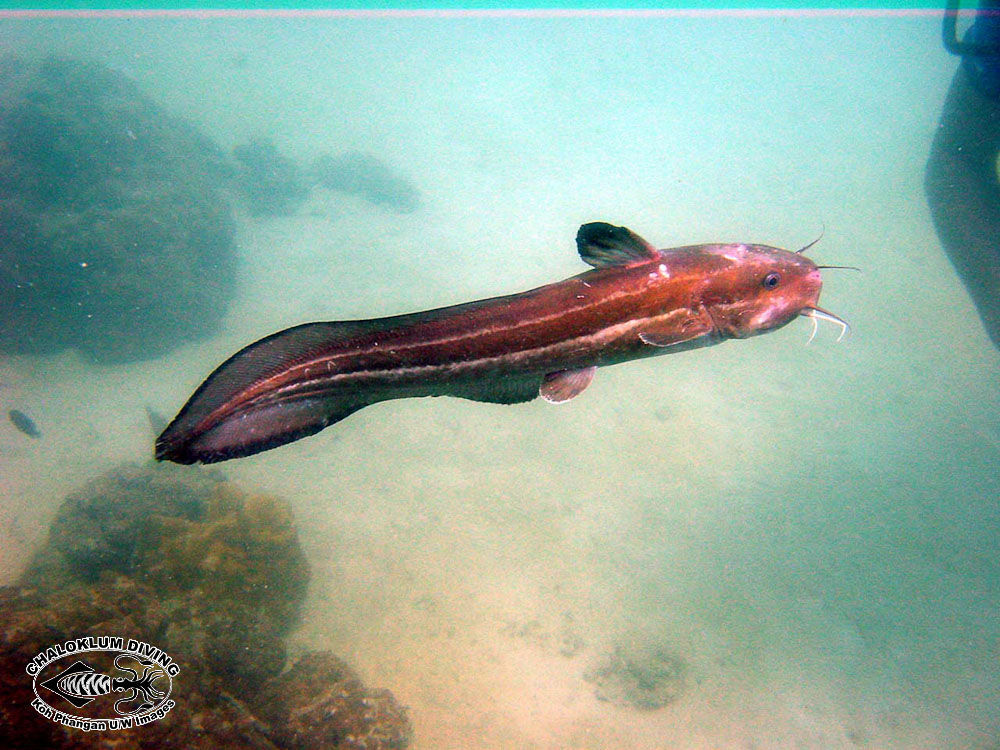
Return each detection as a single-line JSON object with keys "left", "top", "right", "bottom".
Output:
{"left": 0, "top": 56, "right": 239, "bottom": 363}
{"left": 311, "top": 151, "right": 420, "bottom": 214}
{"left": 233, "top": 138, "right": 311, "bottom": 217}
{"left": 230, "top": 139, "right": 421, "bottom": 217}
{"left": 0, "top": 462, "right": 412, "bottom": 749}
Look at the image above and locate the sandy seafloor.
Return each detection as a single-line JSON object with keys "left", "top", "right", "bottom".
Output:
{"left": 2, "top": 13, "right": 1000, "bottom": 749}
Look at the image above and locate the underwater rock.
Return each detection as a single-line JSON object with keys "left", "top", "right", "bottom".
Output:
{"left": 1, "top": 462, "right": 412, "bottom": 749}
{"left": 255, "top": 652, "right": 413, "bottom": 750}
{"left": 139, "top": 481, "right": 310, "bottom": 693}
{"left": 41, "top": 461, "right": 217, "bottom": 581}
{"left": 584, "top": 641, "right": 686, "bottom": 710}
{"left": 233, "top": 137, "right": 311, "bottom": 216}
{"left": 312, "top": 151, "right": 420, "bottom": 213}
{"left": 29, "top": 463, "right": 309, "bottom": 693}
{"left": 138, "top": 481, "right": 309, "bottom": 630}
{"left": 230, "top": 140, "right": 421, "bottom": 216}
{"left": 0, "top": 56, "right": 238, "bottom": 363}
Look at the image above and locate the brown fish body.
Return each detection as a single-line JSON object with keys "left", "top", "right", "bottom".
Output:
{"left": 156, "top": 222, "right": 826, "bottom": 464}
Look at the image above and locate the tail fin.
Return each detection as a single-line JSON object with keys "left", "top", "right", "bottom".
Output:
{"left": 155, "top": 296, "right": 539, "bottom": 464}
{"left": 156, "top": 396, "right": 361, "bottom": 464}
{"left": 155, "top": 321, "right": 373, "bottom": 464}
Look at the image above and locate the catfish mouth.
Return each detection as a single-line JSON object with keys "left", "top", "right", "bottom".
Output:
{"left": 799, "top": 262, "right": 858, "bottom": 343}
{"left": 801, "top": 305, "right": 850, "bottom": 344}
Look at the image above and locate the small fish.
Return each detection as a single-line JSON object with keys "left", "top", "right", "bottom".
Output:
{"left": 156, "top": 221, "right": 849, "bottom": 464}
{"left": 9, "top": 409, "right": 41, "bottom": 438}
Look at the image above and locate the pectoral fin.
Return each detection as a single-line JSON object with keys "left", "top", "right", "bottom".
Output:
{"left": 639, "top": 312, "right": 713, "bottom": 347}
{"left": 539, "top": 366, "right": 597, "bottom": 403}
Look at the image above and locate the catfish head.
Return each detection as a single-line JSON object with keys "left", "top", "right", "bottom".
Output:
{"left": 697, "top": 243, "right": 824, "bottom": 339}
{"left": 575, "top": 223, "right": 851, "bottom": 345}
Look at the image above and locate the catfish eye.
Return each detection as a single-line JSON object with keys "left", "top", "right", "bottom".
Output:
{"left": 762, "top": 272, "right": 780, "bottom": 290}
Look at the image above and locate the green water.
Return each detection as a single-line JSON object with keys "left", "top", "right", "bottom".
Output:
{"left": 2, "top": 12, "right": 998, "bottom": 748}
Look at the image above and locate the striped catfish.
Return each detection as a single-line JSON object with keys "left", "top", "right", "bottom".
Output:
{"left": 155, "top": 221, "right": 848, "bottom": 464}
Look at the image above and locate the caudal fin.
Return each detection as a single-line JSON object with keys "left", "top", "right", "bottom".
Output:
{"left": 155, "top": 321, "right": 373, "bottom": 464}
{"left": 155, "top": 297, "right": 541, "bottom": 463}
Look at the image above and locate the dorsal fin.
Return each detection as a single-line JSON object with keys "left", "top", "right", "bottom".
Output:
{"left": 576, "top": 222, "right": 659, "bottom": 268}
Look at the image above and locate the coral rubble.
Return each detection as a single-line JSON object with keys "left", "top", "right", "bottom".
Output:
{"left": 0, "top": 462, "right": 412, "bottom": 749}
{"left": 584, "top": 640, "right": 686, "bottom": 711}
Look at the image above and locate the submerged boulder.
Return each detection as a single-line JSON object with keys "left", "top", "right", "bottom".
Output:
{"left": 0, "top": 56, "right": 238, "bottom": 363}
{"left": 1, "top": 462, "right": 412, "bottom": 749}
{"left": 233, "top": 137, "right": 311, "bottom": 217}
{"left": 312, "top": 151, "right": 420, "bottom": 214}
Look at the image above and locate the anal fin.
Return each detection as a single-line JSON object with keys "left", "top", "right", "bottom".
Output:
{"left": 450, "top": 375, "right": 541, "bottom": 405}
{"left": 156, "top": 397, "right": 363, "bottom": 464}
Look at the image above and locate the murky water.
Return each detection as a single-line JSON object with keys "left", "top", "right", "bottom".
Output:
{"left": 2, "top": 11, "right": 998, "bottom": 748}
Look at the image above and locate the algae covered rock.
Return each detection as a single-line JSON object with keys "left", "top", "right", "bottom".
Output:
{"left": 139, "top": 481, "right": 308, "bottom": 629}
{"left": 1, "top": 462, "right": 412, "bottom": 750}
{"left": 43, "top": 461, "right": 214, "bottom": 580}
{"left": 26, "top": 463, "right": 309, "bottom": 693}
{"left": 0, "top": 55, "right": 238, "bottom": 363}
{"left": 256, "top": 652, "right": 413, "bottom": 750}
{"left": 0, "top": 578, "right": 179, "bottom": 750}
{"left": 138, "top": 480, "right": 310, "bottom": 692}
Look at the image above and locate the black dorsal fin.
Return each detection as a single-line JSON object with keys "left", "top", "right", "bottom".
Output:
{"left": 576, "top": 222, "right": 659, "bottom": 268}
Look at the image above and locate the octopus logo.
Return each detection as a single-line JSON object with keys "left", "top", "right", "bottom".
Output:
{"left": 27, "top": 637, "right": 179, "bottom": 731}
